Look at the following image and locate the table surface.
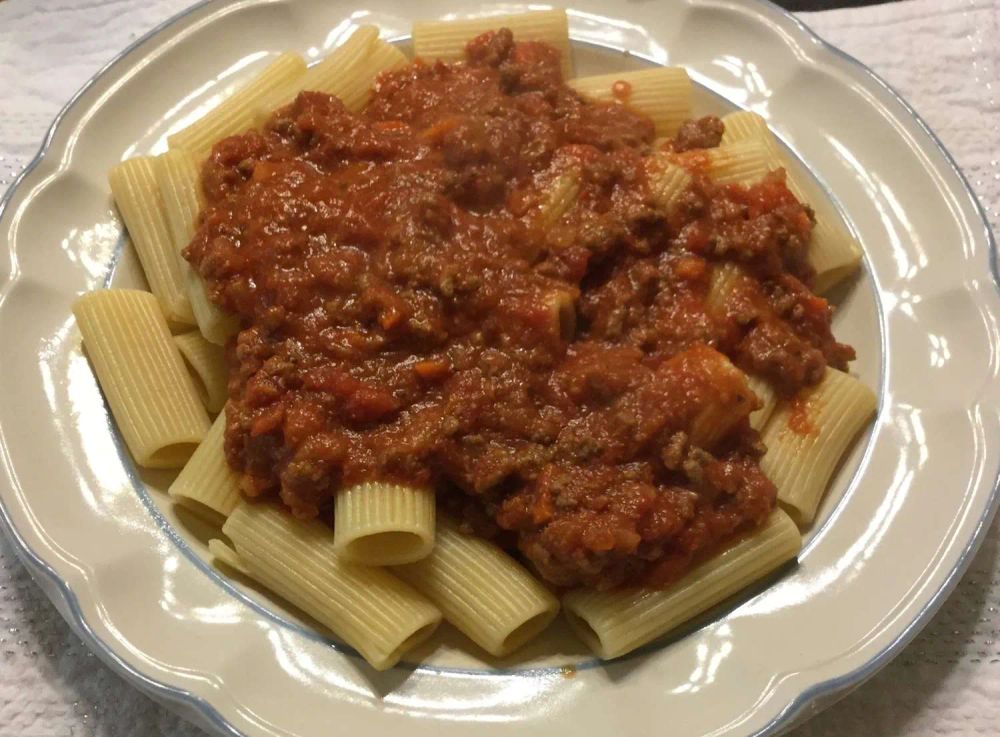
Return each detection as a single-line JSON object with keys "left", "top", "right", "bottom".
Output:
{"left": 0, "top": 1, "right": 998, "bottom": 736}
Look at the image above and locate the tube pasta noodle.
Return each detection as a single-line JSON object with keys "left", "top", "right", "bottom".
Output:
{"left": 687, "top": 353, "right": 757, "bottom": 449}
{"left": 333, "top": 482, "right": 435, "bottom": 565}
{"left": 704, "top": 139, "right": 773, "bottom": 185}
{"left": 73, "top": 290, "right": 209, "bottom": 467}
{"left": 252, "top": 26, "right": 380, "bottom": 123}
{"left": 703, "top": 264, "right": 778, "bottom": 431}
{"left": 336, "top": 41, "right": 410, "bottom": 113}
{"left": 209, "top": 538, "right": 250, "bottom": 576}
{"left": 155, "top": 148, "right": 239, "bottom": 345}
{"left": 720, "top": 110, "right": 779, "bottom": 153}
{"left": 721, "top": 111, "right": 810, "bottom": 202}
{"left": 546, "top": 290, "right": 577, "bottom": 342}
{"left": 696, "top": 266, "right": 761, "bottom": 444}
{"left": 761, "top": 368, "right": 877, "bottom": 525}
{"left": 168, "top": 52, "right": 307, "bottom": 158}
{"left": 705, "top": 261, "right": 749, "bottom": 315}
{"left": 173, "top": 331, "right": 228, "bottom": 414}
{"left": 721, "top": 110, "right": 862, "bottom": 293}
{"left": 538, "top": 169, "right": 581, "bottom": 227}
{"left": 413, "top": 9, "right": 572, "bottom": 78}
{"left": 649, "top": 156, "right": 693, "bottom": 213}
{"left": 810, "top": 219, "right": 863, "bottom": 295}
{"left": 223, "top": 503, "right": 442, "bottom": 670}
{"left": 185, "top": 273, "right": 238, "bottom": 347}
{"left": 156, "top": 149, "right": 203, "bottom": 249}
{"left": 393, "top": 520, "right": 560, "bottom": 657}
{"left": 168, "top": 408, "right": 240, "bottom": 519}
{"left": 746, "top": 374, "right": 778, "bottom": 431}
{"left": 108, "top": 158, "right": 194, "bottom": 325}
{"left": 187, "top": 269, "right": 240, "bottom": 345}
{"left": 563, "top": 509, "right": 801, "bottom": 659}
{"left": 569, "top": 68, "right": 692, "bottom": 137}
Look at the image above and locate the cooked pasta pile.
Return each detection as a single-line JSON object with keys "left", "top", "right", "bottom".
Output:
{"left": 74, "top": 9, "right": 875, "bottom": 670}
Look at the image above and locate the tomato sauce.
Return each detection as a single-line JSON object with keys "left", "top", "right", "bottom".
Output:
{"left": 788, "top": 395, "right": 821, "bottom": 436}
{"left": 185, "top": 29, "right": 854, "bottom": 589}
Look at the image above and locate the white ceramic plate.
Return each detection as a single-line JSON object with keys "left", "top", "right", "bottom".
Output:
{"left": 1, "top": 1, "right": 998, "bottom": 735}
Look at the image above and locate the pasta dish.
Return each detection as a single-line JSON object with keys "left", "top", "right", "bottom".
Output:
{"left": 71, "top": 10, "right": 876, "bottom": 670}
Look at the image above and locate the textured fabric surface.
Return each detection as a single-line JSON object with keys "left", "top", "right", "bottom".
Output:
{"left": 0, "top": 0, "right": 997, "bottom": 734}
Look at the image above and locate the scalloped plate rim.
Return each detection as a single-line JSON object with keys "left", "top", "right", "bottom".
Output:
{"left": 0, "top": 1, "right": 996, "bottom": 736}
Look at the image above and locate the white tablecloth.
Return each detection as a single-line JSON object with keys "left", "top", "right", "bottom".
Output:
{"left": 0, "top": 0, "right": 997, "bottom": 734}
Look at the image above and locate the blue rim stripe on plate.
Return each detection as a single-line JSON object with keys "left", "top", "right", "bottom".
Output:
{"left": 0, "top": 1, "right": 996, "bottom": 736}
{"left": 749, "top": 0, "right": 1000, "bottom": 730}
{"left": 0, "top": 4, "right": 253, "bottom": 734}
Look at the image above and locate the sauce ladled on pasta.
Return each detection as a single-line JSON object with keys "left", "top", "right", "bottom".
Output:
{"left": 185, "top": 28, "right": 851, "bottom": 590}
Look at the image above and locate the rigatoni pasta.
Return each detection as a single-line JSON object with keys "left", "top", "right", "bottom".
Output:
{"left": 154, "top": 147, "right": 238, "bottom": 345}
{"left": 224, "top": 503, "right": 441, "bottom": 670}
{"left": 173, "top": 331, "right": 228, "bottom": 413}
{"left": 649, "top": 156, "right": 693, "bottom": 213}
{"left": 537, "top": 169, "right": 581, "bottom": 227}
{"left": 703, "top": 264, "right": 782, "bottom": 432}
{"left": 168, "top": 407, "right": 240, "bottom": 519}
{"left": 719, "top": 109, "right": 774, "bottom": 149}
{"left": 687, "top": 352, "right": 759, "bottom": 449}
{"left": 108, "top": 158, "right": 194, "bottom": 326}
{"left": 810, "top": 219, "right": 864, "bottom": 294}
{"left": 333, "top": 482, "right": 435, "bottom": 565}
{"left": 73, "top": 289, "right": 209, "bottom": 467}
{"left": 334, "top": 40, "right": 409, "bottom": 113}
{"left": 721, "top": 110, "right": 862, "bottom": 292}
{"left": 183, "top": 274, "right": 238, "bottom": 347}
{"left": 746, "top": 374, "right": 778, "bottom": 431}
{"left": 393, "top": 520, "right": 560, "bottom": 657}
{"left": 569, "top": 68, "right": 692, "bottom": 137}
{"left": 705, "top": 262, "right": 749, "bottom": 315}
{"left": 252, "top": 26, "right": 380, "bottom": 123}
{"left": 156, "top": 148, "right": 203, "bottom": 249}
{"left": 761, "top": 368, "right": 877, "bottom": 525}
{"left": 208, "top": 538, "right": 250, "bottom": 576}
{"left": 703, "top": 139, "right": 773, "bottom": 185}
{"left": 168, "top": 51, "right": 307, "bottom": 158}
{"left": 413, "top": 9, "right": 572, "bottom": 78}
{"left": 563, "top": 509, "right": 801, "bottom": 659}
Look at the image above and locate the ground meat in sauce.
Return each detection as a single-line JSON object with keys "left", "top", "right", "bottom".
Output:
{"left": 672, "top": 115, "right": 725, "bottom": 152}
{"left": 184, "top": 30, "right": 855, "bottom": 590}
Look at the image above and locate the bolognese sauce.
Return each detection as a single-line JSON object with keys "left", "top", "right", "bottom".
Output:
{"left": 184, "top": 29, "right": 854, "bottom": 590}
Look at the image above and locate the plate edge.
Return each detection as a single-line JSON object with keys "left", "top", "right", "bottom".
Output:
{"left": 0, "top": 1, "right": 996, "bottom": 737}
